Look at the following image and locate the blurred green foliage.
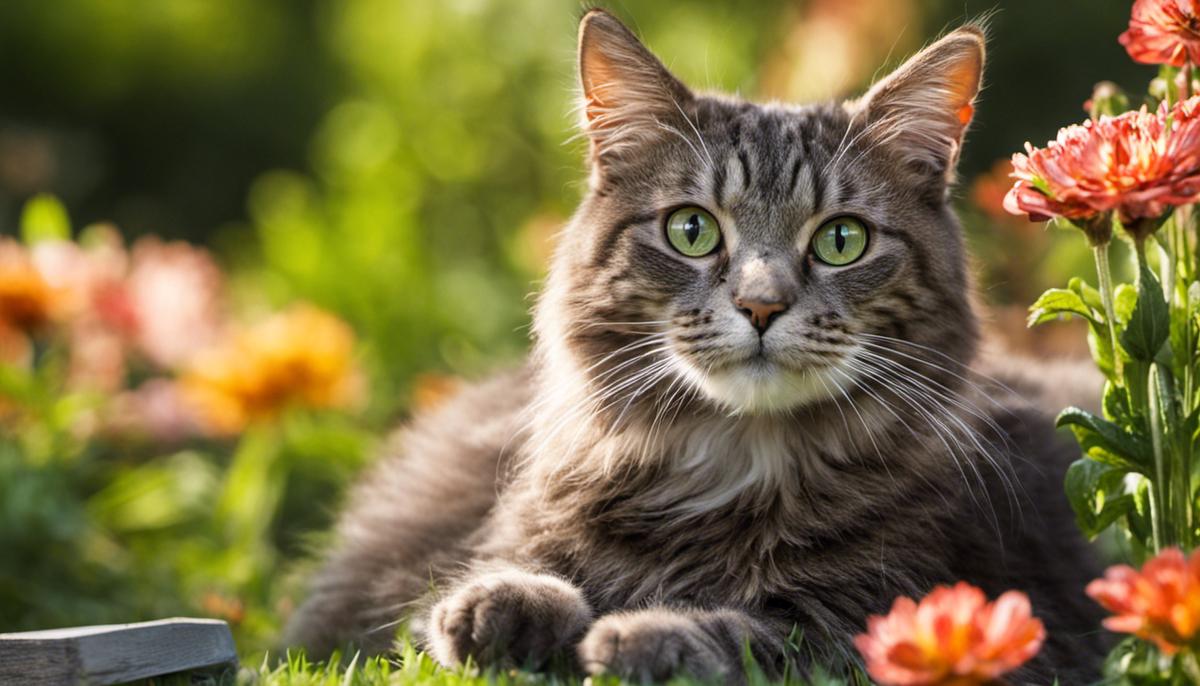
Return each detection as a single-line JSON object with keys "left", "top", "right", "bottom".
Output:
{"left": 234, "top": 0, "right": 793, "bottom": 420}
{"left": 0, "top": 0, "right": 1152, "bottom": 664}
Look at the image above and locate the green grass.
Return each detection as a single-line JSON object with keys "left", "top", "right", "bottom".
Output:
{"left": 131, "top": 639, "right": 865, "bottom": 686}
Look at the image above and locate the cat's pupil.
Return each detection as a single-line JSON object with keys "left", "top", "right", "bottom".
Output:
{"left": 684, "top": 214, "right": 701, "bottom": 244}
{"left": 835, "top": 224, "right": 847, "bottom": 252}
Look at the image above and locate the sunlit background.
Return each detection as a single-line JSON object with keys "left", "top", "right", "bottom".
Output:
{"left": 0, "top": 0, "right": 1151, "bottom": 654}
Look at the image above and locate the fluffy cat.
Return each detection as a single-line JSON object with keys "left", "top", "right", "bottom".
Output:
{"left": 286, "top": 10, "right": 1107, "bottom": 683}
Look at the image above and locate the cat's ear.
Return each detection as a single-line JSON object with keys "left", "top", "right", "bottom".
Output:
{"left": 852, "top": 26, "right": 985, "bottom": 186}
{"left": 577, "top": 9, "right": 693, "bottom": 162}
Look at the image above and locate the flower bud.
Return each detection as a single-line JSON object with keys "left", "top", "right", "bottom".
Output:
{"left": 1087, "top": 82, "right": 1130, "bottom": 120}
{"left": 1150, "top": 76, "right": 1170, "bottom": 104}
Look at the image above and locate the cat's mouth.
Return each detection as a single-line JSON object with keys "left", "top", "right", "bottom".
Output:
{"left": 682, "top": 351, "right": 845, "bottom": 414}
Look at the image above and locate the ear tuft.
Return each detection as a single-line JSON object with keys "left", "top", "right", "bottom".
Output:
{"left": 577, "top": 9, "right": 692, "bottom": 160}
{"left": 854, "top": 26, "right": 985, "bottom": 185}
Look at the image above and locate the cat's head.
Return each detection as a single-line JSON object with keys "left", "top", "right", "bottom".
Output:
{"left": 535, "top": 9, "right": 984, "bottom": 417}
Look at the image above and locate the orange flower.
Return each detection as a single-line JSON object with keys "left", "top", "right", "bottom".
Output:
{"left": 410, "top": 372, "right": 462, "bottom": 412}
{"left": 0, "top": 239, "right": 59, "bottom": 332}
{"left": 1120, "top": 0, "right": 1200, "bottom": 67}
{"left": 971, "top": 160, "right": 1019, "bottom": 222}
{"left": 0, "top": 323, "right": 30, "bottom": 368}
{"left": 181, "top": 304, "right": 362, "bottom": 434}
{"left": 1087, "top": 547, "right": 1200, "bottom": 654}
{"left": 1004, "top": 97, "right": 1200, "bottom": 241}
{"left": 854, "top": 583, "right": 1045, "bottom": 686}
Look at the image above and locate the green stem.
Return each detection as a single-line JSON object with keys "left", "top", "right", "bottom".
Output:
{"left": 1093, "top": 243, "right": 1122, "bottom": 379}
{"left": 1160, "top": 232, "right": 1175, "bottom": 304}
{"left": 1148, "top": 474, "right": 1165, "bottom": 554}
{"left": 1179, "top": 436, "right": 1194, "bottom": 550}
{"left": 1149, "top": 365, "right": 1170, "bottom": 551}
{"left": 1131, "top": 242, "right": 1170, "bottom": 551}
{"left": 1169, "top": 213, "right": 1197, "bottom": 550}
{"left": 1183, "top": 650, "right": 1200, "bottom": 685}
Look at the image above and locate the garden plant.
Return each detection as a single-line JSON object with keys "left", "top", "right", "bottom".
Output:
{"left": 858, "top": 2, "right": 1200, "bottom": 683}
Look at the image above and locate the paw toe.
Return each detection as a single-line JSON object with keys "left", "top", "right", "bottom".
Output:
{"left": 579, "top": 612, "right": 729, "bottom": 682}
{"left": 426, "top": 571, "right": 591, "bottom": 669}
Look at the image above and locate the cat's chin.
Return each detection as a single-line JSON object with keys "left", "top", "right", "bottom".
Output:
{"left": 685, "top": 358, "right": 840, "bottom": 414}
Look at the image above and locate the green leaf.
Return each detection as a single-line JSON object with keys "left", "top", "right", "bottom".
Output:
{"left": 19, "top": 193, "right": 71, "bottom": 244}
{"left": 1064, "top": 458, "right": 1132, "bottom": 539}
{"left": 1087, "top": 323, "right": 1115, "bottom": 379}
{"left": 1068, "top": 276, "right": 1105, "bottom": 314}
{"left": 1103, "top": 380, "right": 1131, "bottom": 424}
{"left": 1121, "top": 265, "right": 1170, "bottom": 362}
{"left": 1027, "top": 288, "right": 1099, "bottom": 327}
{"left": 1057, "top": 406, "right": 1151, "bottom": 470}
{"left": 1170, "top": 300, "right": 1191, "bottom": 372}
{"left": 1114, "top": 283, "right": 1138, "bottom": 325}
{"left": 87, "top": 452, "right": 218, "bottom": 532}
{"left": 1129, "top": 476, "right": 1154, "bottom": 544}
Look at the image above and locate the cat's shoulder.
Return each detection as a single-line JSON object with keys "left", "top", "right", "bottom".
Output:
{"left": 969, "top": 348, "right": 1101, "bottom": 483}
{"left": 973, "top": 347, "right": 1103, "bottom": 419}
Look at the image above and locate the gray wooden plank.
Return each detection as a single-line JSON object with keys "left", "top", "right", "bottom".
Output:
{"left": 0, "top": 618, "right": 237, "bottom": 685}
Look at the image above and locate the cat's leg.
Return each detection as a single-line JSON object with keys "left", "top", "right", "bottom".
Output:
{"left": 423, "top": 565, "right": 593, "bottom": 669}
{"left": 578, "top": 607, "right": 786, "bottom": 684}
{"left": 285, "top": 370, "right": 532, "bottom": 657}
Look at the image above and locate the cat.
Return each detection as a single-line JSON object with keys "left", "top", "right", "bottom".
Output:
{"left": 285, "top": 9, "right": 1108, "bottom": 683}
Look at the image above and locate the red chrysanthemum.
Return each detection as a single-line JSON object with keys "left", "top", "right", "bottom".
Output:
{"left": 1004, "top": 97, "right": 1200, "bottom": 239}
{"left": 1120, "top": 0, "right": 1200, "bottom": 67}
{"left": 854, "top": 583, "right": 1045, "bottom": 686}
{"left": 1087, "top": 548, "right": 1200, "bottom": 655}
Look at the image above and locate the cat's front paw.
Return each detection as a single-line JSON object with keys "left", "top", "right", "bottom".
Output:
{"left": 578, "top": 610, "right": 733, "bottom": 683}
{"left": 427, "top": 569, "right": 592, "bottom": 669}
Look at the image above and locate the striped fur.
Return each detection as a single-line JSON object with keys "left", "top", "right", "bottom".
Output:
{"left": 286, "top": 10, "right": 1107, "bottom": 683}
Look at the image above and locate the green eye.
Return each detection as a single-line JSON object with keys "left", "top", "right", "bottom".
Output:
{"left": 812, "top": 217, "right": 869, "bottom": 266}
{"left": 665, "top": 207, "right": 721, "bottom": 257}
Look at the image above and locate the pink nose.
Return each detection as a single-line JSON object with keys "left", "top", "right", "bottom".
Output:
{"left": 734, "top": 296, "right": 788, "bottom": 333}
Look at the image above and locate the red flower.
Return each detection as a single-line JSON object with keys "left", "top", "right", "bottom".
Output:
{"left": 855, "top": 583, "right": 1045, "bottom": 686}
{"left": 1087, "top": 548, "right": 1200, "bottom": 655}
{"left": 1120, "top": 0, "right": 1200, "bottom": 67}
{"left": 1004, "top": 97, "right": 1200, "bottom": 240}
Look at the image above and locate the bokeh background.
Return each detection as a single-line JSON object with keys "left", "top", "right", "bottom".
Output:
{"left": 0, "top": 0, "right": 1150, "bottom": 655}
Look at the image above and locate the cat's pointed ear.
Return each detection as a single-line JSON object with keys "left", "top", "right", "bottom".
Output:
{"left": 577, "top": 9, "right": 693, "bottom": 162}
{"left": 852, "top": 26, "right": 985, "bottom": 186}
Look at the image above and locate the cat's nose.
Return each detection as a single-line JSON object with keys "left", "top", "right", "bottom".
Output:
{"left": 733, "top": 296, "right": 789, "bottom": 334}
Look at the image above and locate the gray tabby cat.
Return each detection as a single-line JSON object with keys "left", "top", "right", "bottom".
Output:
{"left": 286, "top": 10, "right": 1108, "bottom": 683}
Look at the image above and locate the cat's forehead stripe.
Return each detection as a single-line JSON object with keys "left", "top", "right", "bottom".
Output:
{"left": 704, "top": 105, "right": 844, "bottom": 220}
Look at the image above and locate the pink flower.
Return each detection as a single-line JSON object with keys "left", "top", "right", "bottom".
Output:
{"left": 27, "top": 230, "right": 132, "bottom": 391}
{"left": 66, "top": 320, "right": 126, "bottom": 393}
{"left": 26, "top": 231, "right": 225, "bottom": 380}
{"left": 855, "top": 583, "right": 1045, "bottom": 686}
{"left": 1004, "top": 97, "right": 1200, "bottom": 240}
{"left": 1087, "top": 548, "right": 1200, "bottom": 655}
{"left": 30, "top": 228, "right": 128, "bottom": 323}
{"left": 1120, "top": 0, "right": 1200, "bottom": 67}
{"left": 103, "top": 379, "right": 202, "bottom": 443}
{"left": 125, "top": 237, "right": 223, "bottom": 368}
